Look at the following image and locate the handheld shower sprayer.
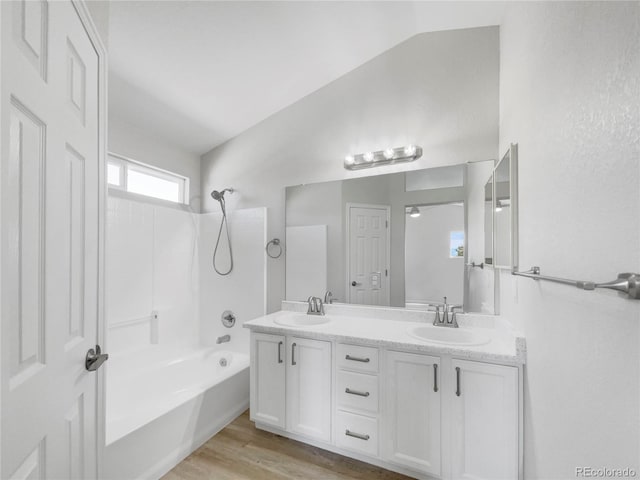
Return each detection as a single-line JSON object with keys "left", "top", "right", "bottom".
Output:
{"left": 210, "top": 187, "right": 234, "bottom": 275}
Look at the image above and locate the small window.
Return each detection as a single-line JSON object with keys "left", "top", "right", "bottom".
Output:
{"left": 450, "top": 231, "right": 464, "bottom": 258}
{"left": 107, "top": 153, "right": 189, "bottom": 205}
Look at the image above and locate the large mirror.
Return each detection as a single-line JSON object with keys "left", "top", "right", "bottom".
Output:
{"left": 493, "top": 144, "right": 518, "bottom": 269}
{"left": 285, "top": 161, "right": 496, "bottom": 314}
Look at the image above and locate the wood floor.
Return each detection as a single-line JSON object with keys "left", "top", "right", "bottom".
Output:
{"left": 162, "top": 410, "right": 413, "bottom": 480}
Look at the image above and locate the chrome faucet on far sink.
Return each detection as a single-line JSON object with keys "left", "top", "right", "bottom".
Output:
{"left": 429, "top": 297, "right": 462, "bottom": 328}
{"left": 307, "top": 296, "right": 325, "bottom": 316}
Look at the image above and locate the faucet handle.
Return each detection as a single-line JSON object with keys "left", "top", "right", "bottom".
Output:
{"left": 449, "top": 305, "right": 463, "bottom": 327}
{"left": 427, "top": 304, "right": 442, "bottom": 325}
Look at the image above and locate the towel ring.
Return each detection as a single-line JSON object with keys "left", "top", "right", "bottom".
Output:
{"left": 266, "top": 238, "right": 283, "bottom": 259}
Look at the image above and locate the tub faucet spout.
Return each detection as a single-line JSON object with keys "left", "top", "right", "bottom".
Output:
{"left": 216, "top": 335, "right": 231, "bottom": 344}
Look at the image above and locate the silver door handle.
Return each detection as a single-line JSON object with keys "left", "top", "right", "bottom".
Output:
{"left": 345, "top": 388, "right": 370, "bottom": 397}
{"left": 277, "top": 341, "right": 283, "bottom": 364}
{"left": 351, "top": 281, "right": 361, "bottom": 287}
{"left": 85, "top": 345, "right": 108, "bottom": 371}
{"left": 291, "top": 342, "right": 297, "bottom": 366}
{"left": 455, "top": 366, "right": 461, "bottom": 396}
{"left": 345, "top": 429, "right": 370, "bottom": 441}
{"left": 345, "top": 355, "right": 370, "bottom": 363}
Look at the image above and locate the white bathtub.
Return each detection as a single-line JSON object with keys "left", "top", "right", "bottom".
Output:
{"left": 104, "top": 346, "right": 250, "bottom": 480}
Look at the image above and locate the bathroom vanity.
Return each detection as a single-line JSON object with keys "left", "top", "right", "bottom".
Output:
{"left": 244, "top": 302, "right": 525, "bottom": 480}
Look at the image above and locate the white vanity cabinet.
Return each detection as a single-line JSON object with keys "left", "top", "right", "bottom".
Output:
{"left": 248, "top": 323, "right": 523, "bottom": 480}
{"left": 384, "top": 351, "right": 441, "bottom": 477}
{"left": 250, "top": 332, "right": 332, "bottom": 442}
{"left": 286, "top": 336, "right": 332, "bottom": 442}
{"left": 450, "top": 359, "right": 519, "bottom": 480}
{"left": 250, "top": 333, "right": 286, "bottom": 428}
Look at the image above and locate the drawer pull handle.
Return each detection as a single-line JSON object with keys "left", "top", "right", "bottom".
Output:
{"left": 278, "top": 341, "right": 283, "bottom": 364}
{"left": 345, "top": 388, "right": 370, "bottom": 397}
{"left": 345, "top": 429, "right": 370, "bottom": 441}
{"left": 433, "top": 364, "right": 438, "bottom": 392}
{"left": 455, "top": 366, "right": 461, "bottom": 396}
{"left": 292, "top": 343, "right": 297, "bottom": 366}
{"left": 345, "top": 355, "right": 370, "bottom": 363}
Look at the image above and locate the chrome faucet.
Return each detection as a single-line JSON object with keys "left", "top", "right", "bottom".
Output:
{"left": 216, "top": 334, "right": 231, "bottom": 344}
{"left": 307, "top": 296, "right": 325, "bottom": 315}
{"left": 324, "top": 291, "right": 333, "bottom": 304}
{"left": 430, "top": 297, "right": 462, "bottom": 328}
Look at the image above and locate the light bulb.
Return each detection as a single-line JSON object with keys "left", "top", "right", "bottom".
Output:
{"left": 363, "top": 152, "right": 374, "bottom": 162}
{"left": 404, "top": 144, "right": 416, "bottom": 157}
{"left": 383, "top": 148, "right": 395, "bottom": 160}
{"left": 344, "top": 155, "right": 355, "bottom": 165}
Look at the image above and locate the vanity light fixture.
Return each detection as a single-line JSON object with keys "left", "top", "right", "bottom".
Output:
{"left": 408, "top": 206, "right": 421, "bottom": 218}
{"left": 344, "top": 144, "right": 422, "bottom": 170}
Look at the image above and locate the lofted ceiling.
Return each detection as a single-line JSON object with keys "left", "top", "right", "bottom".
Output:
{"left": 107, "top": 1, "right": 505, "bottom": 154}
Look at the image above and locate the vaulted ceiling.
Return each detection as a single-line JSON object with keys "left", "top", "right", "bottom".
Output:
{"left": 107, "top": 1, "right": 505, "bottom": 154}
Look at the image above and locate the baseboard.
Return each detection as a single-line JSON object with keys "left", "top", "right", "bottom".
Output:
{"left": 142, "top": 399, "right": 250, "bottom": 480}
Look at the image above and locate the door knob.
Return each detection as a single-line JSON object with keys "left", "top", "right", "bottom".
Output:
{"left": 85, "top": 345, "right": 109, "bottom": 371}
{"left": 351, "top": 281, "right": 360, "bottom": 287}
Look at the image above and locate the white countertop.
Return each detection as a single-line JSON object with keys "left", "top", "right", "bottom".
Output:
{"left": 244, "top": 302, "right": 526, "bottom": 365}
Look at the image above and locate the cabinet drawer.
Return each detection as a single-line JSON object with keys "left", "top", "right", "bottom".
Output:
{"left": 336, "top": 343, "right": 378, "bottom": 373}
{"left": 335, "top": 410, "right": 378, "bottom": 457}
{"left": 336, "top": 370, "right": 378, "bottom": 414}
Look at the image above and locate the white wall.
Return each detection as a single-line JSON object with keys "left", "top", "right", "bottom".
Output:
{"left": 109, "top": 117, "right": 203, "bottom": 212}
{"left": 499, "top": 3, "right": 640, "bottom": 478}
{"left": 201, "top": 27, "right": 500, "bottom": 312}
{"left": 106, "top": 197, "right": 199, "bottom": 354}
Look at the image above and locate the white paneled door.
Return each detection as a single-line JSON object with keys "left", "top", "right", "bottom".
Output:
{"left": 1, "top": 1, "right": 105, "bottom": 479}
{"left": 347, "top": 204, "right": 390, "bottom": 306}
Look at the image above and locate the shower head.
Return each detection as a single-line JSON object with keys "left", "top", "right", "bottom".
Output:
{"left": 210, "top": 188, "right": 234, "bottom": 201}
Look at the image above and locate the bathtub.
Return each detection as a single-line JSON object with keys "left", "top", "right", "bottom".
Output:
{"left": 104, "top": 346, "right": 250, "bottom": 480}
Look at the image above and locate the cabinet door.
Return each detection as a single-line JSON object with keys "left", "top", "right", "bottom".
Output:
{"left": 451, "top": 359, "right": 519, "bottom": 480}
{"left": 287, "top": 337, "right": 332, "bottom": 442}
{"left": 250, "top": 333, "right": 286, "bottom": 428}
{"left": 384, "top": 351, "right": 441, "bottom": 477}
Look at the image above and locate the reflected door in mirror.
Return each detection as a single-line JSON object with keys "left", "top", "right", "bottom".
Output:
{"left": 347, "top": 205, "right": 390, "bottom": 306}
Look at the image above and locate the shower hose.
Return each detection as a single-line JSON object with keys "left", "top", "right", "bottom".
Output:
{"left": 213, "top": 195, "right": 233, "bottom": 275}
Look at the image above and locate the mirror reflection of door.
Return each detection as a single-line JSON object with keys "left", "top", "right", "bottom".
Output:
{"left": 405, "top": 203, "right": 465, "bottom": 307}
{"left": 346, "top": 204, "right": 390, "bottom": 306}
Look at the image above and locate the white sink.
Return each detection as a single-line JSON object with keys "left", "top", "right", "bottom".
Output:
{"left": 407, "top": 325, "right": 491, "bottom": 346}
{"left": 274, "top": 313, "right": 331, "bottom": 327}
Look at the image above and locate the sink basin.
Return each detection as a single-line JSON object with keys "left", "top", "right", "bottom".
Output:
{"left": 407, "top": 325, "right": 490, "bottom": 346}
{"left": 274, "top": 313, "right": 331, "bottom": 327}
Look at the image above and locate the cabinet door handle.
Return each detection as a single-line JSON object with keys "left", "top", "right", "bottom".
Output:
{"left": 345, "top": 354, "right": 370, "bottom": 363}
{"left": 455, "top": 366, "right": 461, "bottom": 396}
{"left": 433, "top": 364, "right": 438, "bottom": 392}
{"left": 345, "top": 429, "right": 370, "bottom": 441}
{"left": 291, "top": 342, "right": 297, "bottom": 366}
{"left": 345, "top": 388, "right": 370, "bottom": 397}
{"left": 277, "top": 341, "right": 283, "bottom": 364}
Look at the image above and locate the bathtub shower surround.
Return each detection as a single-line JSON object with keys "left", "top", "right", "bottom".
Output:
{"left": 105, "top": 197, "right": 266, "bottom": 478}
{"left": 199, "top": 207, "right": 268, "bottom": 353}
